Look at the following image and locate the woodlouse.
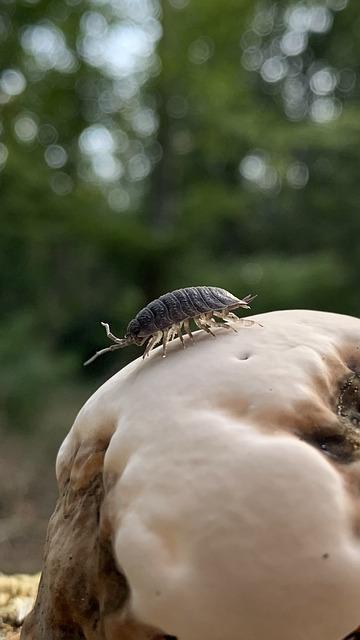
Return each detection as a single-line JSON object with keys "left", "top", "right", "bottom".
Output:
{"left": 84, "top": 286, "right": 258, "bottom": 365}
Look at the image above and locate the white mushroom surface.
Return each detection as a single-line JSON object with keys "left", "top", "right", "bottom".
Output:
{"left": 57, "top": 310, "right": 360, "bottom": 640}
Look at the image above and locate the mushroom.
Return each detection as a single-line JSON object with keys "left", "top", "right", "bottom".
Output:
{"left": 22, "top": 310, "right": 360, "bottom": 640}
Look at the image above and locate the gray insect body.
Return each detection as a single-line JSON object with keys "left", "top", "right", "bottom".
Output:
{"left": 84, "top": 286, "right": 257, "bottom": 365}
{"left": 132, "top": 287, "right": 243, "bottom": 336}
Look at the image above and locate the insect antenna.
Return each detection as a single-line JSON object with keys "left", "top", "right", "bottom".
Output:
{"left": 83, "top": 321, "right": 130, "bottom": 366}
{"left": 84, "top": 343, "right": 126, "bottom": 366}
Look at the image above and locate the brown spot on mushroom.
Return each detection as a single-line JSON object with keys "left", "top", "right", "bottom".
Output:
{"left": 337, "top": 373, "right": 360, "bottom": 427}
{"left": 291, "top": 373, "right": 360, "bottom": 466}
{"left": 301, "top": 427, "right": 356, "bottom": 465}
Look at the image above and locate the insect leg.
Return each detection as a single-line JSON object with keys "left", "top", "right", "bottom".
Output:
{"left": 168, "top": 326, "right": 177, "bottom": 341}
{"left": 204, "top": 311, "right": 234, "bottom": 332}
{"left": 162, "top": 329, "right": 170, "bottom": 357}
{"left": 142, "top": 332, "right": 162, "bottom": 358}
{"left": 236, "top": 318, "right": 263, "bottom": 328}
{"left": 214, "top": 310, "right": 262, "bottom": 328}
{"left": 183, "top": 319, "right": 194, "bottom": 343}
{"left": 194, "top": 316, "right": 216, "bottom": 337}
{"left": 212, "top": 310, "right": 237, "bottom": 332}
{"left": 213, "top": 309, "right": 230, "bottom": 319}
{"left": 224, "top": 311, "right": 238, "bottom": 320}
{"left": 199, "top": 314, "right": 218, "bottom": 335}
{"left": 228, "top": 308, "right": 263, "bottom": 327}
{"left": 175, "top": 323, "right": 186, "bottom": 348}
{"left": 169, "top": 323, "right": 185, "bottom": 347}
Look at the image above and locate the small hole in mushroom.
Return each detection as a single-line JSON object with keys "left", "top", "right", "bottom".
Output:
{"left": 238, "top": 352, "right": 250, "bottom": 361}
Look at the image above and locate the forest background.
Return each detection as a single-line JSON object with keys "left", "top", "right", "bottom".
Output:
{"left": 0, "top": 0, "right": 359, "bottom": 571}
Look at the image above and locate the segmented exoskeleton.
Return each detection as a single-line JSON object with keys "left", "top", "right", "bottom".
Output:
{"left": 84, "top": 286, "right": 257, "bottom": 365}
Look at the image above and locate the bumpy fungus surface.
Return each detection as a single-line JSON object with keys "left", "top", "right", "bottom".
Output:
{"left": 22, "top": 310, "right": 360, "bottom": 640}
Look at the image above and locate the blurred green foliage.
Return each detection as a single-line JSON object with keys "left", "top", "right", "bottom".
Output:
{"left": 1, "top": 0, "right": 360, "bottom": 431}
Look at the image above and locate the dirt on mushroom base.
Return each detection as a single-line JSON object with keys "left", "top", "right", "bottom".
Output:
{"left": 0, "top": 574, "right": 40, "bottom": 640}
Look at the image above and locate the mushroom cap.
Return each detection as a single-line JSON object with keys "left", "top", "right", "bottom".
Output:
{"left": 57, "top": 310, "right": 360, "bottom": 640}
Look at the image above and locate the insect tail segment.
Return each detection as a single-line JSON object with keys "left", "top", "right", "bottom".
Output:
{"left": 238, "top": 293, "right": 257, "bottom": 308}
{"left": 84, "top": 321, "right": 132, "bottom": 366}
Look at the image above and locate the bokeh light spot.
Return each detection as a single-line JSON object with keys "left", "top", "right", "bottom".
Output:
{"left": 50, "top": 172, "right": 73, "bottom": 195}
{"left": 93, "top": 154, "right": 123, "bottom": 181}
{"left": 128, "top": 153, "right": 151, "bottom": 181}
{"left": 79, "top": 125, "right": 115, "bottom": 154}
{"left": 45, "top": 144, "right": 68, "bottom": 168}
{"left": 132, "top": 108, "right": 158, "bottom": 136}
{"left": 81, "top": 11, "right": 108, "bottom": 37}
{"left": 38, "top": 124, "right": 58, "bottom": 145}
{"left": 188, "top": 37, "right": 214, "bottom": 65}
{"left": 108, "top": 187, "right": 130, "bottom": 211}
{"left": 261, "top": 56, "right": 288, "bottom": 83}
{"left": 310, "top": 67, "right": 337, "bottom": 95}
{"left": 21, "top": 23, "right": 77, "bottom": 72}
{"left": 240, "top": 154, "right": 266, "bottom": 182}
{"left": 14, "top": 115, "right": 38, "bottom": 143}
{"left": 280, "top": 30, "right": 307, "bottom": 56}
{"left": 310, "top": 97, "right": 341, "bottom": 123}
{"left": 1, "top": 69, "right": 26, "bottom": 96}
{"left": 286, "top": 162, "right": 309, "bottom": 188}
{"left": 241, "top": 47, "right": 263, "bottom": 72}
